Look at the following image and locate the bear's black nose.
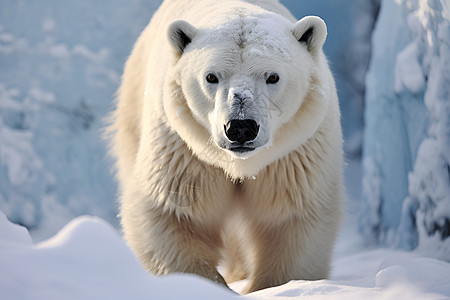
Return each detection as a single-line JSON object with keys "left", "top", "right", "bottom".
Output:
{"left": 224, "top": 119, "right": 259, "bottom": 144}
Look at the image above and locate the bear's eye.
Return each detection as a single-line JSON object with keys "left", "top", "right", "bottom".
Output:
{"left": 266, "top": 74, "right": 280, "bottom": 84}
{"left": 206, "top": 73, "right": 219, "bottom": 84}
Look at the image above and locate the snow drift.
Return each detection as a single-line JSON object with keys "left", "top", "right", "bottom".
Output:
{"left": 1, "top": 208, "right": 449, "bottom": 299}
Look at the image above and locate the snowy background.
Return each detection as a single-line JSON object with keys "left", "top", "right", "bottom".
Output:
{"left": 1, "top": 0, "right": 449, "bottom": 299}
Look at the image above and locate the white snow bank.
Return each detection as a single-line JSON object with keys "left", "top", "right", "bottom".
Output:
{"left": 0, "top": 210, "right": 239, "bottom": 300}
{"left": 249, "top": 248, "right": 450, "bottom": 299}
{"left": 1, "top": 209, "right": 449, "bottom": 300}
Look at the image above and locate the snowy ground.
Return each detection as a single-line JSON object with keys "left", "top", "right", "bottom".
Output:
{"left": 1, "top": 159, "right": 450, "bottom": 300}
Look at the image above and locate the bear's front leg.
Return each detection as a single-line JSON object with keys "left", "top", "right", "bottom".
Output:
{"left": 242, "top": 217, "right": 334, "bottom": 294}
{"left": 121, "top": 202, "right": 227, "bottom": 288}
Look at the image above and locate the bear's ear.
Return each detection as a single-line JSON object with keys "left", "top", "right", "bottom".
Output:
{"left": 168, "top": 20, "right": 198, "bottom": 53}
{"left": 292, "top": 16, "right": 327, "bottom": 54}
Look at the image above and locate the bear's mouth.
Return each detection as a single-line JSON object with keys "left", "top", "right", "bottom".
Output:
{"left": 229, "top": 146, "right": 255, "bottom": 153}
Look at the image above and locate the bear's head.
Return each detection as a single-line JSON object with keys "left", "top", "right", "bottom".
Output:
{"left": 164, "top": 12, "right": 331, "bottom": 179}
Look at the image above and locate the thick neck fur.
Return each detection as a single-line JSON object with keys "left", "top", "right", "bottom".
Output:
{"left": 136, "top": 90, "right": 342, "bottom": 221}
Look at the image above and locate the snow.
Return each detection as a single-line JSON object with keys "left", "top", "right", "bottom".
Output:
{"left": 1, "top": 201, "right": 450, "bottom": 300}
{"left": 394, "top": 41, "right": 425, "bottom": 94}
{"left": 0, "top": 209, "right": 240, "bottom": 300}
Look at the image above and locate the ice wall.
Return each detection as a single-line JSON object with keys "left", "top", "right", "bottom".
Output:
{"left": 0, "top": 0, "right": 161, "bottom": 240}
{"left": 361, "top": 0, "right": 450, "bottom": 259}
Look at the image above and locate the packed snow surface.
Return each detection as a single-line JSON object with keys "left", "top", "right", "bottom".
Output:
{"left": 1, "top": 207, "right": 449, "bottom": 300}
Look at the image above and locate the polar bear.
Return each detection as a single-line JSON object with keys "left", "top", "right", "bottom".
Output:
{"left": 109, "top": 0, "right": 344, "bottom": 294}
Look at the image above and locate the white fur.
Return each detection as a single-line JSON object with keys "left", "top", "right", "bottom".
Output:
{"left": 108, "top": 0, "right": 344, "bottom": 294}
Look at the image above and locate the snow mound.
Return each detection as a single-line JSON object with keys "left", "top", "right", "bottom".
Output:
{"left": 0, "top": 210, "right": 239, "bottom": 300}
{"left": 1, "top": 209, "right": 449, "bottom": 300}
{"left": 0, "top": 209, "right": 32, "bottom": 246}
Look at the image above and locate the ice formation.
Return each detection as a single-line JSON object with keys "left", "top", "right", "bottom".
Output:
{"left": 361, "top": 0, "right": 450, "bottom": 259}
